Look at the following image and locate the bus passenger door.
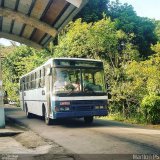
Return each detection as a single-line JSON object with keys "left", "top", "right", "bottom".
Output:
{"left": 21, "top": 82, "right": 25, "bottom": 111}
{"left": 45, "top": 67, "right": 52, "bottom": 119}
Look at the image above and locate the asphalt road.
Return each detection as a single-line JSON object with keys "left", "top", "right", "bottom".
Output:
{"left": 4, "top": 106, "right": 160, "bottom": 158}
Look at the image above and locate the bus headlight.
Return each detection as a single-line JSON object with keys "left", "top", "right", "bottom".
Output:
{"left": 95, "top": 106, "right": 100, "bottom": 109}
{"left": 59, "top": 107, "right": 65, "bottom": 111}
{"left": 95, "top": 106, "right": 105, "bottom": 109}
{"left": 65, "top": 107, "right": 70, "bottom": 111}
{"left": 100, "top": 106, "right": 105, "bottom": 109}
{"left": 59, "top": 107, "right": 70, "bottom": 111}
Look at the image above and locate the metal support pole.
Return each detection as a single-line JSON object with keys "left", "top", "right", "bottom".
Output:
{"left": 0, "top": 52, "right": 5, "bottom": 128}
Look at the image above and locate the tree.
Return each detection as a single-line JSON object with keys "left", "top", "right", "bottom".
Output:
{"left": 76, "top": 0, "right": 157, "bottom": 57}
{"left": 141, "top": 95, "right": 160, "bottom": 124}
{"left": 107, "top": 0, "right": 157, "bottom": 57}
{"left": 75, "top": 0, "right": 109, "bottom": 22}
{"left": 2, "top": 45, "right": 52, "bottom": 103}
{"left": 55, "top": 18, "right": 138, "bottom": 66}
{"left": 55, "top": 18, "right": 141, "bottom": 118}
{"left": 155, "top": 20, "right": 160, "bottom": 41}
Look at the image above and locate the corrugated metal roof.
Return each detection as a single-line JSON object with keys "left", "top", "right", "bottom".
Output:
{"left": 0, "top": 0, "right": 88, "bottom": 49}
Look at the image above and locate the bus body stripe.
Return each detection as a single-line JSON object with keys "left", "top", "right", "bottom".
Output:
{"left": 52, "top": 96, "right": 108, "bottom": 101}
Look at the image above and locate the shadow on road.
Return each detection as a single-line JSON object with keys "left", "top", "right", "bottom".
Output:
{"left": 106, "top": 133, "right": 160, "bottom": 154}
{"left": 49, "top": 118, "right": 140, "bottom": 129}
{"left": 5, "top": 106, "right": 147, "bottom": 130}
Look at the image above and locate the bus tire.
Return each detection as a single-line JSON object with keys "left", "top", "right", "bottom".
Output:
{"left": 44, "top": 107, "right": 52, "bottom": 125}
{"left": 25, "top": 104, "right": 32, "bottom": 119}
{"left": 42, "top": 104, "right": 45, "bottom": 120}
{"left": 84, "top": 116, "right": 93, "bottom": 124}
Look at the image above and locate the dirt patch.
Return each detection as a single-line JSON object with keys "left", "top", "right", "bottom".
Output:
{"left": 13, "top": 131, "right": 75, "bottom": 160}
{"left": 14, "top": 131, "right": 49, "bottom": 149}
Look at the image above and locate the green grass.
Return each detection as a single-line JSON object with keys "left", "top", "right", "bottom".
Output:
{"left": 98, "top": 113, "right": 160, "bottom": 129}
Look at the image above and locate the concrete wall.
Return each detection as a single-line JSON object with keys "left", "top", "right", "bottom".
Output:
{"left": 0, "top": 55, "right": 5, "bottom": 128}
{"left": 0, "top": 108, "right": 5, "bottom": 128}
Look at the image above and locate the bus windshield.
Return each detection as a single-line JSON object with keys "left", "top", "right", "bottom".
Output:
{"left": 53, "top": 68, "right": 105, "bottom": 94}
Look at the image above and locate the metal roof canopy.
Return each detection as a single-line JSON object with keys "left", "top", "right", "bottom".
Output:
{"left": 0, "top": 0, "right": 88, "bottom": 49}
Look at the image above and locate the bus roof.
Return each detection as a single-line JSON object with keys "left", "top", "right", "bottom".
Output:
{"left": 20, "top": 58, "right": 102, "bottom": 79}
{"left": 53, "top": 57, "right": 102, "bottom": 62}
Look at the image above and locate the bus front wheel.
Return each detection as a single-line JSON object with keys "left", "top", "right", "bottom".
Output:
{"left": 84, "top": 116, "right": 93, "bottom": 124}
{"left": 25, "top": 105, "right": 32, "bottom": 118}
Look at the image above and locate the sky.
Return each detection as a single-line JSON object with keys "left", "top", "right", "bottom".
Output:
{"left": 114, "top": 0, "right": 160, "bottom": 20}
{"left": 0, "top": 38, "right": 18, "bottom": 46}
{"left": 0, "top": 0, "right": 160, "bottom": 46}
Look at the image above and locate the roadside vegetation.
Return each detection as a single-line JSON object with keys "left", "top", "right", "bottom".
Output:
{"left": 1, "top": 0, "right": 160, "bottom": 124}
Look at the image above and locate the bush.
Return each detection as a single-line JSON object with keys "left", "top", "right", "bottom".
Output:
{"left": 141, "top": 95, "right": 160, "bottom": 124}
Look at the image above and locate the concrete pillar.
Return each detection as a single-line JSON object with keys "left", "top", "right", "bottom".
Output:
{"left": 0, "top": 52, "right": 5, "bottom": 128}
{"left": 0, "top": 108, "right": 5, "bottom": 128}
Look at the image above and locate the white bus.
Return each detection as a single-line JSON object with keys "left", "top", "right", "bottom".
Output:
{"left": 20, "top": 58, "right": 108, "bottom": 125}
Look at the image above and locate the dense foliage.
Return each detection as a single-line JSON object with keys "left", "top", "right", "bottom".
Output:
{"left": 2, "top": 0, "right": 160, "bottom": 124}
{"left": 75, "top": 0, "right": 109, "bottom": 22}
{"left": 54, "top": 18, "right": 160, "bottom": 124}
{"left": 76, "top": 0, "right": 157, "bottom": 57}
{"left": 2, "top": 46, "right": 52, "bottom": 103}
{"left": 141, "top": 95, "right": 160, "bottom": 124}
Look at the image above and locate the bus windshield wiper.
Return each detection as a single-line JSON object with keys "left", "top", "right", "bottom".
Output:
{"left": 67, "top": 90, "right": 75, "bottom": 95}
{"left": 84, "top": 90, "right": 96, "bottom": 94}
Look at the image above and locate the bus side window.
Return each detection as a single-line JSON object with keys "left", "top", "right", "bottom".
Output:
{"left": 33, "top": 73, "right": 36, "bottom": 89}
{"left": 37, "top": 70, "right": 42, "bottom": 88}
{"left": 40, "top": 69, "right": 42, "bottom": 87}
{"left": 31, "top": 74, "right": 32, "bottom": 89}
{"left": 28, "top": 75, "right": 31, "bottom": 89}
{"left": 31, "top": 73, "right": 34, "bottom": 89}
{"left": 34, "top": 72, "right": 37, "bottom": 88}
{"left": 26, "top": 76, "right": 28, "bottom": 90}
{"left": 37, "top": 70, "right": 39, "bottom": 88}
{"left": 24, "top": 77, "right": 26, "bottom": 91}
{"left": 20, "top": 78, "right": 25, "bottom": 91}
{"left": 43, "top": 67, "right": 45, "bottom": 77}
{"left": 26, "top": 77, "right": 28, "bottom": 90}
{"left": 41, "top": 68, "right": 45, "bottom": 87}
{"left": 26, "top": 76, "right": 29, "bottom": 90}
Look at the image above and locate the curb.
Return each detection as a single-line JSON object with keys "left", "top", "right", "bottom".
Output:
{"left": 0, "top": 116, "right": 28, "bottom": 137}
{"left": 0, "top": 131, "right": 23, "bottom": 137}
{"left": 5, "top": 116, "right": 28, "bottom": 129}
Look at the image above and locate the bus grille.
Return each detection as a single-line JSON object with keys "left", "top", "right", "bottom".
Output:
{"left": 70, "top": 100, "right": 107, "bottom": 111}
{"left": 72, "top": 106, "right": 93, "bottom": 111}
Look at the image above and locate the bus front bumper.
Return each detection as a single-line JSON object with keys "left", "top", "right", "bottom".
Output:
{"left": 53, "top": 110, "right": 108, "bottom": 119}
